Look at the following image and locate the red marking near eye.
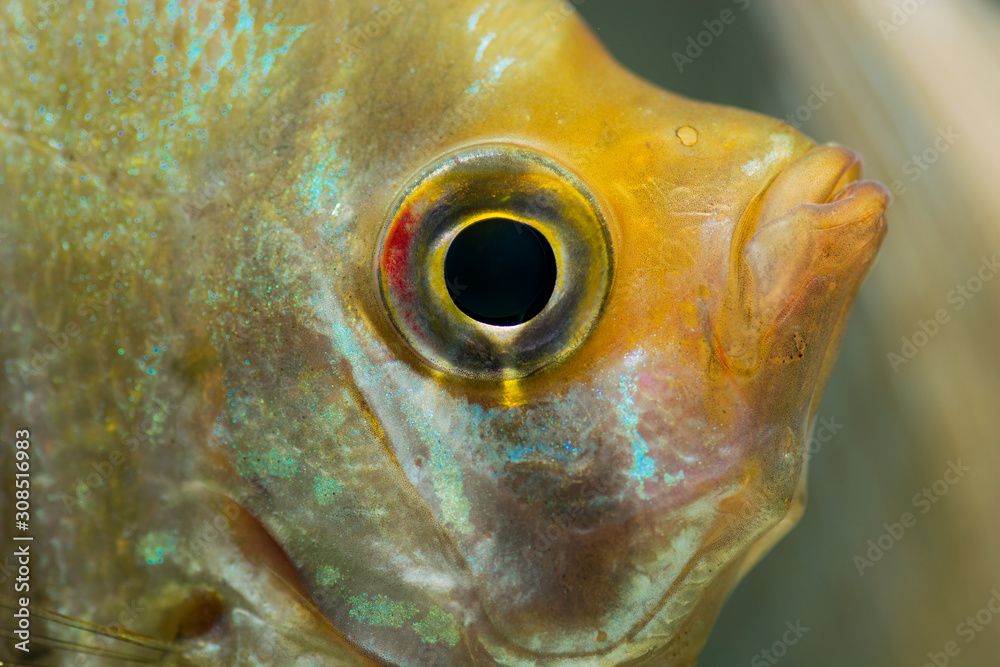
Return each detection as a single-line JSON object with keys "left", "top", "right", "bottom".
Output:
{"left": 381, "top": 209, "right": 428, "bottom": 340}
{"left": 382, "top": 209, "right": 417, "bottom": 297}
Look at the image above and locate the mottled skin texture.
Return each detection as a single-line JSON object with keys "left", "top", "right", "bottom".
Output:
{"left": 0, "top": 1, "right": 887, "bottom": 665}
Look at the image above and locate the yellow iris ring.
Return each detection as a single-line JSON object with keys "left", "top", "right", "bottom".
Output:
{"left": 376, "top": 143, "right": 614, "bottom": 381}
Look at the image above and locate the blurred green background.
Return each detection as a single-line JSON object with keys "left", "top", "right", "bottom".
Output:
{"left": 577, "top": 1, "right": 786, "bottom": 116}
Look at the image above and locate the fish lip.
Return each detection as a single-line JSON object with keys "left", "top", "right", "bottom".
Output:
{"left": 712, "top": 142, "right": 889, "bottom": 379}
{"left": 755, "top": 143, "right": 866, "bottom": 226}
{"left": 752, "top": 142, "right": 890, "bottom": 304}
{"left": 764, "top": 142, "right": 890, "bottom": 235}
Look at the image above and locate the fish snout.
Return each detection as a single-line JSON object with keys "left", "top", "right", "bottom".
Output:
{"left": 713, "top": 144, "right": 889, "bottom": 412}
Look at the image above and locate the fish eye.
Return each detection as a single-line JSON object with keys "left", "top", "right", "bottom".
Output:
{"left": 376, "top": 144, "right": 613, "bottom": 380}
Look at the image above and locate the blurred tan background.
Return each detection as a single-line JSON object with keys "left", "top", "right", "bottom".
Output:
{"left": 575, "top": 1, "right": 1000, "bottom": 665}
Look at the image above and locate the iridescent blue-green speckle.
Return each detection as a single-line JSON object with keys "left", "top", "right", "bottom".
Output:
{"left": 619, "top": 374, "right": 656, "bottom": 492}
{"left": 347, "top": 594, "right": 460, "bottom": 647}
{"left": 138, "top": 531, "right": 176, "bottom": 565}
{"left": 317, "top": 565, "right": 341, "bottom": 587}
{"left": 429, "top": 434, "right": 473, "bottom": 536}
{"left": 314, "top": 475, "right": 341, "bottom": 504}
{"left": 413, "top": 606, "right": 461, "bottom": 647}
{"left": 663, "top": 470, "right": 685, "bottom": 486}
{"left": 265, "top": 446, "right": 299, "bottom": 477}
{"left": 348, "top": 593, "right": 418, "bottom": 628}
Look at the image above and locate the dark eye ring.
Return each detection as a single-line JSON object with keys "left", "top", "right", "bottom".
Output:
{"left": 375, "top": 144, "right": 614, "bottom": 381}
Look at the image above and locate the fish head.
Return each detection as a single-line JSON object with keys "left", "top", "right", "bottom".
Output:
{"left": 201, "top": 4, "right": 890, "bottom": 665}
{"left": 269, "top": 7, "right": 890, "bottom": 664}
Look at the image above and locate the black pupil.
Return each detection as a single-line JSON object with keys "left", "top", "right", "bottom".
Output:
{"left": 444, "top": 218, "right": 557, "bottom": 326}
